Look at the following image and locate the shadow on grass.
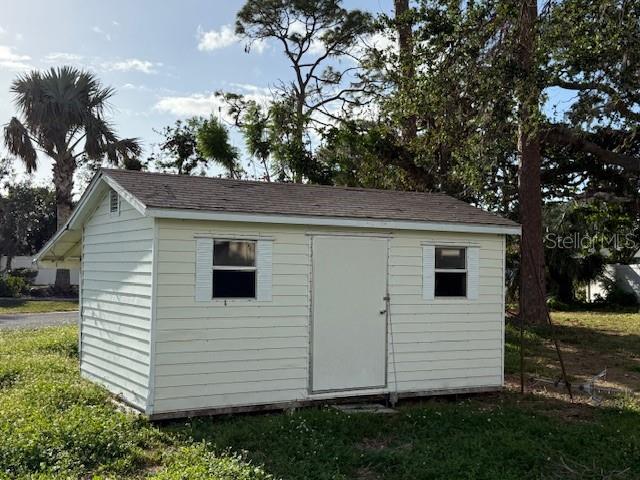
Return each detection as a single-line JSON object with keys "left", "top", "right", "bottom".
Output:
{"left": 506, "top": 317, "right": 640, "bottom": 392}
{"left": 0, "top": 298, "right": 27, "bottom": 308}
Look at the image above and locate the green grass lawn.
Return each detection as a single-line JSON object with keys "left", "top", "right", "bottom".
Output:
{"left": 1, "top": 316, "right": 640, "bottom": 479}
{"left": 0, "top": 299, "right": 79, "bottom": 314}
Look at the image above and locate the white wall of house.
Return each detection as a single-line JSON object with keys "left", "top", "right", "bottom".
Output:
{"left": 0, "top": 255, "right": 79, "bottom": 286}
{"left": 79, "top": 192, "right": 154, "bottom": 411}
{"left": 587, "top": 263, "right": 640, "bottom": 302}
{"left": 149, "top": 218, "right": 505, "bottom": 416}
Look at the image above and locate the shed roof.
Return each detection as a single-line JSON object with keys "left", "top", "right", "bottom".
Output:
{"left": 102, "top": 169, "right": 518, "bottom": 228}
{"left": 35, "top": 169, "right": 519, "bottom": 267}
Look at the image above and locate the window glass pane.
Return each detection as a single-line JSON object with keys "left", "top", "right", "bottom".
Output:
{"left": 435, "top": 272, "right": 467, "bottom": 297}
{"left": 435, "top": 247, "right": 465, "bottom": 269}
{"left": 213, "top": 270, "right": 256, "bottom": 298}
{"left": 214, "top": 241, "right": 255, "bottom": 267}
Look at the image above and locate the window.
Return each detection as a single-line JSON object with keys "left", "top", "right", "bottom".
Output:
{"left": 434, "top": 247, "right": 466, "bottom": 297}
{"left": 212, "top": 240, "right": 256, "bottom": 298}
{"left": 109, "top": 189, "right": 119, "bottom": 214}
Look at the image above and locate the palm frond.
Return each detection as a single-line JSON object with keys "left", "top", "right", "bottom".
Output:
{"left": 3, "top": 117, "right": 38, "bottom": 173}
{"left": 105, "top": 138, "right": 143, "bottom": 165}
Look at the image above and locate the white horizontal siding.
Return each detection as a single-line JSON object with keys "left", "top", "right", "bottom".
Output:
{"left": 80, "top": 192, "right": 153, "bottom": 410}
{"left": 151, "top": 220, "right": 505, "bottom": 415}
{"left": 387, "top": 231, "right": 504, "bottom": 390}
{"left": 153, "top": 220, "right": 314, "bottom": 412}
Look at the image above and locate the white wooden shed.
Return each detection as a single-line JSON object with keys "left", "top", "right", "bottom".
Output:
{"left": 35, "top": 169, "right": 520, "bottom": 419}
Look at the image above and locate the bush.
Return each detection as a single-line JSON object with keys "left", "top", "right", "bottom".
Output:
{"left": 9, "top": 268, "right": 38, "bottom": 284}
{"left": 604, "top": 285, "right": 639, "bottom": 308}
{"left": 546, "top": 296, "right": 571, "bottom": 311}
{"left": 0, "top": 274, "right": 28, "bottom": 298}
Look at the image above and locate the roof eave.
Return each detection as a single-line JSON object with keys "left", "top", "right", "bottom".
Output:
{"left": 146, "top": 207, "right": 521, "bottom": 235}
{"left": 33, "top": 171, "right": 149, "bottom": 265}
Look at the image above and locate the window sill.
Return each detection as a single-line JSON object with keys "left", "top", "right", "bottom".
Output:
{"left": 209, "top": 298, "right": 259, "bottom": 306}
{"left": 429, "top": 297, "right": 472, "bottom": 304}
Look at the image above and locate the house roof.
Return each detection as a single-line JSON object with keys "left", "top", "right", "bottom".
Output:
{"left": 102, "top": 169, "right": 518, "bottom": 228}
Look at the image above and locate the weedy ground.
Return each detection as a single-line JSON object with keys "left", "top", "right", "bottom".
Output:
{"left": 1, "top": 313, "right": 639, "bottom": 479}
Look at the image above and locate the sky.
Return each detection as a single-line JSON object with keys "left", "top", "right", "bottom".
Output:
{"left": 1, "top": 0, "right": 574, "bottom": 193}
{"left": 0, "top": 0, "right": 394, "bottom": 189}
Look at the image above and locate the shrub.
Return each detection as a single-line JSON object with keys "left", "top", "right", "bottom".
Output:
{"left": 605, "top": 286, "right": 639, "bottom": 308}
{"left": 595, "top": 277, "right": 640, "bottom": 309}
{"left": 9, "top": 268, "right": 38, "bottom": 284}
{"left": 0, "top": 274, "right": 27, "bottom": 298}
{"left": 546, "top": 296, "right": 571, "bottom": 311}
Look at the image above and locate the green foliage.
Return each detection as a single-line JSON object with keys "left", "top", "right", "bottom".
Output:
{"left": 0, "top": 275, "right": 28, "bottom": 298}
{"left": 598, "top": 279, "right": 640, "bottom": 309}
{"left": 151, "top": 117, "right": 240, "bottom": 178}
{"left": 0, "top": 182, "right": 56, "bottom": 259}
{"left": 150, "top": 444, "right": 271, "bottom": 480}
{"left": 316, "top": 121, "right": 410, "bottom": 189}
{"left": 196, "top": 116, "right": 240, "bottom": 178}
{"left": 150, "top": 119, "right": 209, "bottom": 175}
{"left": 543, "top": 200, "right": 639, "bottom": 304}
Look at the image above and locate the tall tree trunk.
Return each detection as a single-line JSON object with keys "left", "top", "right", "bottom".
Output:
{"left": 517, "top": 0, "right": 547, "bottom": 324}
{"left": 394, "top": 0, "right": 417, "bottom": 142}
{"left": 52, "top": 156, "right": 76, "bottom": 291}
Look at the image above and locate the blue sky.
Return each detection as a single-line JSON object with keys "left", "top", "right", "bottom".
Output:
{"left": 0, "top": 0, "right": 393, "bottom": 188}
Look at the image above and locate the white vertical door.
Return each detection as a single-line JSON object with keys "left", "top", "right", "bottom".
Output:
{"left": 311, "top": 236, "right": 388, "bottom": 392}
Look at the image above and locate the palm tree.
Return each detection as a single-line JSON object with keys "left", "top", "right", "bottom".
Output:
{"left": 3, "top": 66, "right": 141, "bottom": 288}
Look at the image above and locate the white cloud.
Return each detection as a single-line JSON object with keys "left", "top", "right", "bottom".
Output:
{"left": 102, "top": 58, "right": 161, "bottom": 74}
{"left": 155, "top": 92, "right": 222, "bottom": 117}
{"left": 44, "top": 52, "right": 84, "bottom": 63}
{"left": 197, "top": 24, "right": 266, "bottom": 54}
{"left": 0, "top": 26, "right": 5, "bottom": 35}
{"left": 121, "top": 82, "right": 148, "bottom": 90}
{"left": 15, "top": 33, "right": 23, "bottom": 41}
{"left": 0, "top": 45, "right": 31, "bottom": 71}
{"left": 91, "top": 26, "right": 111, "bottom": 42}
{"left": 197, "top": 24, "right": 239, "bottom": 51}
{"left": 154, "top": 84, "right": 271, "bottom": 122}
{"left": 367, "top": 31, "right": 396, "bottom": 52}
{"left": 112, "top": 20, "right": 120, "bottom": 27}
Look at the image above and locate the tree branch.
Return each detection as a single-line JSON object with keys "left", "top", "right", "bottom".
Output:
{"left": 542, "top": 124, "right": 640, "bottom": 172}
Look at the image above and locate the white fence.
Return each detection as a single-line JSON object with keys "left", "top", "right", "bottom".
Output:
{"left": 0, "top": 255, "right": 79, "bottom": 286}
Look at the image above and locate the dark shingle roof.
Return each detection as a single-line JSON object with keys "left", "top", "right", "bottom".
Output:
{"left": 102, "top": 169, "right": 518, "bottom": 228}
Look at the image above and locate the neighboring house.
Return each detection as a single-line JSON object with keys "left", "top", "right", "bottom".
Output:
{"left": 35, "top": 169, "right": 520, "bottom": 419}
{"left": 0, "top": 255, "right": 79, "bottom": 286}
{"left": 587, "top": 251, "right": 640, "bottom": 302}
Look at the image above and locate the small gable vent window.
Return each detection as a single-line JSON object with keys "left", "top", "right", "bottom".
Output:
{"left": 213, "top": 240, "right": 256, "bottom": 298}
{"left": 434, "top": 247, "right": 467, "bottom": 297}
{"left": 109, "top": 189, "right": 120, "bottom": 215}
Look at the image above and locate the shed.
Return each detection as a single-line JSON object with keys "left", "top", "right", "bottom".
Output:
{"left": 35, "top": 169, "right": 520, "bottom": 419}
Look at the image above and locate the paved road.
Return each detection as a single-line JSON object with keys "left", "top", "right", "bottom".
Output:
{"left": 0, "top": 311, "right": 78, "bottom": 330}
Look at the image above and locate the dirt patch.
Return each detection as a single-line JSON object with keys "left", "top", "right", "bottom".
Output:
{"left": 355, "top": 467, "right": 380, "bottom": 480}
{"left": 357, "top": 437, "right": 391, "bottom": 452}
